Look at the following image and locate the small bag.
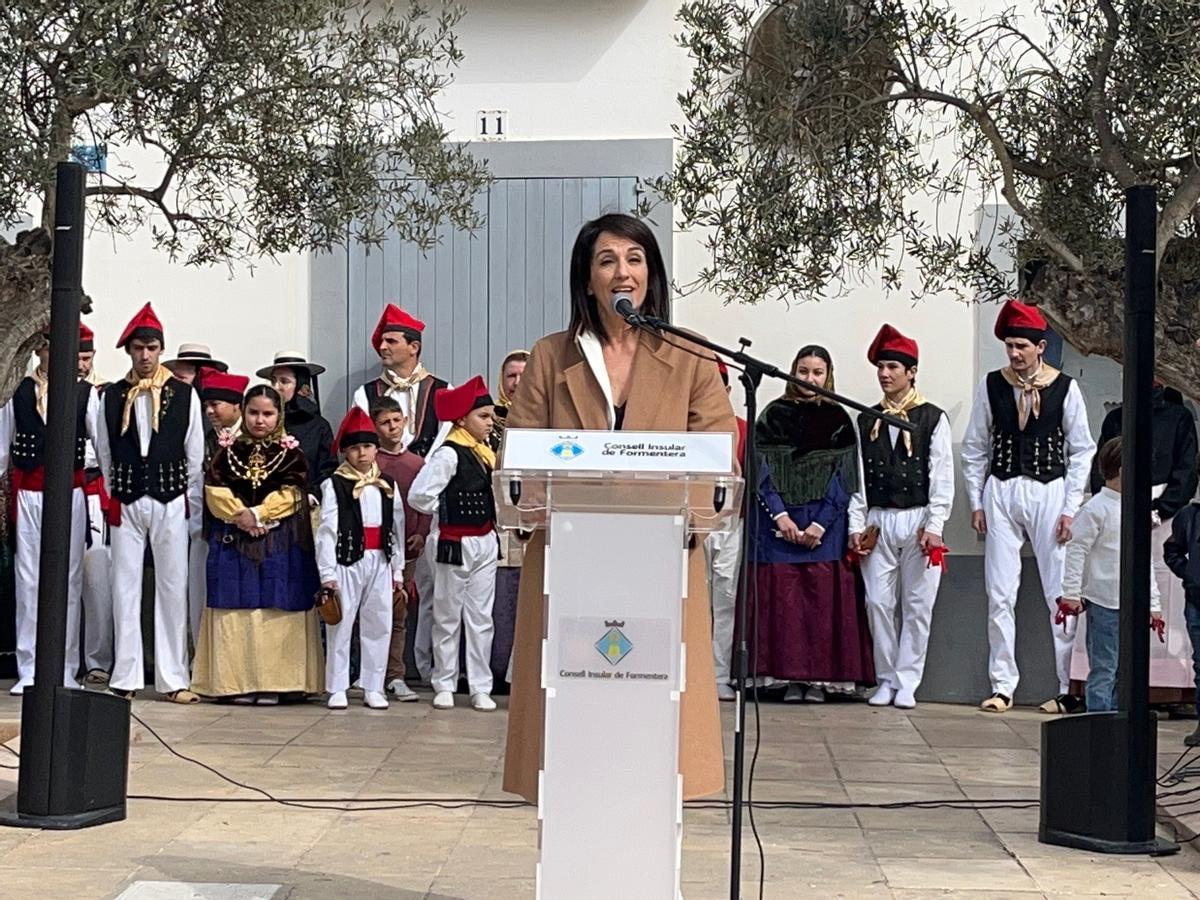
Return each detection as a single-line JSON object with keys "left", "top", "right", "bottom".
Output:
{"left": 314, "top": 586, "right": 343, "bottom": 626}
{"left": 859, "top": 524, "right": 880, "bottom": 553}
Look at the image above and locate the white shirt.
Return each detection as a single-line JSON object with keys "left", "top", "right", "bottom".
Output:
{"left": 0, "top": 379, "right": 101, "bottom": 478}
{"left": 1061, "top": 487, "right": 1160, "bottom": 612}
{"left": 94, "top": 380, "right": 205, "bottom": 527}
{"left": 315, "top": 477, "right": 407, "bottom": 585}
{"left": 408, "top": 445, "right": 458, "bottom": 519}
{"left": 961, "top": 373, "right": 1096, "bottom": 516}
{"left": 848, "top": 412, "right": 955, "bottom": 536}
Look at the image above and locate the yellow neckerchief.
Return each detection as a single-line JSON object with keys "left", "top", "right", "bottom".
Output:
{"left": 31, "top": 368, "right": 48, "bottom": 420}
{"left": 334, "top": 460, "right": 394, "bottom": 499}
{"left": 870, "top": 387, "right": 926, "bottom": 455}
{"left": 121, "top": 364, "right": 173, "bottom": 435}
{"left": 1000, "top": 362, "right": 1060, "bottom": 430}
{"left": 378, "top": 362, "right": 430, "bottom": 414}
{"left": 83, "top": 370, "right": 105, "bottom": 387}
{"left": 446, "top": 424, "right": 496, "bottom": 470}
{"left": 496, "top": 350, "right": 530, "bottom": 408}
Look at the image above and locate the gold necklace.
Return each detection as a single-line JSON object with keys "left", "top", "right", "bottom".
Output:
{"left": 227, "top": 439, "right": 287, "bottom": 490}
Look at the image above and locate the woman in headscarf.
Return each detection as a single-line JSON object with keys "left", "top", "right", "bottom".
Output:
{"left": 191, "top": 385, "right": 324, "bottom": 703}
{"left": 257, "top": 352, "right": 336, "bottom": 493}
{"left": 743, "top": 345, "right": 874, "bottom": 702}
{"left": 489, "top": 349, "right": 530, "bottom": 689}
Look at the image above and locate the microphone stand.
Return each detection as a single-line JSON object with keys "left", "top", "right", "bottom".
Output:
{"left": 624, "top": 310, "right": 912, "bottom": 900}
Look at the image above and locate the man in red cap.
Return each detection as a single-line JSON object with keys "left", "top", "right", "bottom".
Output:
{"left": 316, "top": 407, "right": 407, "bottom": 710}
{"left": 185, "top": 371, "right": 249, "bottom": 644}
{"left": 848, "top": 324, "right": 954, "bottom": 709}
{"left": 0, "top": 324, "right": 99, "bottom": 693}
{"left": 95, "top": 302, "right": 206, "bottom": 702}
{"left": 352, "top": 303, "right": 449, "bottom": 458}
{"left": 408, "top": 376, "right": 499, "bottom": 711}
{"left": 962, "top": 300, "right": 1096, "bottom": 713}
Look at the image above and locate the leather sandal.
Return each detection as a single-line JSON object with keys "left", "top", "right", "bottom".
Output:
{"left": 166, "top": 689, "right": 200, "bottom": 704}
{"left": 1039, "top": 693, "right": 1085, "bottom": 715}
{"left": 84, "top": 669, "right": 110, "bottom": 686}
{"left": 109, "top": 688, "right": 136, "bottom": 700}
{"left": 979, "top": 693, "right": 1012, "bottom": 713}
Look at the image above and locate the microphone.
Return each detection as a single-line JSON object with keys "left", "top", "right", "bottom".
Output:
{"left": 610, "top": 292, "right": 640, "bottom": 323}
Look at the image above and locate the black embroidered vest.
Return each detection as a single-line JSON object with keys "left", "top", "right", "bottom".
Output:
{"left": 330, "top": 473, "right": 396, "bottom": 567}
{"left": 857, "top": 402, "right": 943, "bottom": 510}
{"left": 102, "top": 377, "right": 193, "bottom": 502}
{"left": 437, "top": 444, "right": 495, "bottom": 528}
{"left": 368, "top": 375, "right": 448, "bottom": 457}
{"left": 10, "top": 377, "right": 90, "bottom": 472}
{"left": 986, "top": 370, "right": 1070, "bottom": 483}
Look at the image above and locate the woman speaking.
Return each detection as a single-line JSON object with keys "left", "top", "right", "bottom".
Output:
{"left": 502, "top": 213, "right": 738, "bottom": 803}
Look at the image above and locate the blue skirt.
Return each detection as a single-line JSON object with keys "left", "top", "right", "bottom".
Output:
{"left": 206, "top": 521, "right": 318, "bottom": 612}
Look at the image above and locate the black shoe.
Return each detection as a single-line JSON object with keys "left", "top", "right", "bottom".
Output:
{"left": 1185, "top": 723, "right": 1200, "bottom": 747}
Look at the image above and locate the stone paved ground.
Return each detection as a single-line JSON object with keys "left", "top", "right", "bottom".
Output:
{"left": 1, "top": 691, "right": 1200, "bottom": 898}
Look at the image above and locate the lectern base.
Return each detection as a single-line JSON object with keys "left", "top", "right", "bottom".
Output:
{"left": 0, "top": 805, "right": 126, "bottom": 831}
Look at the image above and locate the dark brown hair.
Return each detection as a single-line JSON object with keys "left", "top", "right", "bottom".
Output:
{"left": 784, "top": 344, "right": 835, "bottom": 401}
{"left": 1098, "top": 436, "right": 1122, "bottom": 482}
{"left": 568, "top": 213, "right": 669, "bottom": 344}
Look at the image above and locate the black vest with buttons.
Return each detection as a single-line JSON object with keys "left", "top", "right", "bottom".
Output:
{"left": 986, "top": 369, "right": 1070, "bottom": 483}
{"left": 102, "top": 377, "right": 193, "bottom": 503}
{"left": 10, "top": 377, "right": 91, "bottom": 472}
{"left": 330, "top": 472, "right": 396, "bottom": 567}
{"left": 438, "top": 444, "right": 495, "bottom": 527}
{"left": 857, "top": 402, "right": 943, "bottom": 510}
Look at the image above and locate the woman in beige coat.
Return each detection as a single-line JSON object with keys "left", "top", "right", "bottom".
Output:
{"left": 502, "top": 213, "right": 738, "bottom": 803}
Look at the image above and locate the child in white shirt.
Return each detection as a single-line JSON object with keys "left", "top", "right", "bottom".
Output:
{"left": 1060, "top": 437, "right": 1162, "bottom": 712}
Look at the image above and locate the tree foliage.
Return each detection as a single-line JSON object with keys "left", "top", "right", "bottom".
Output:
{"left": 661, "top": 0, "right": 1200, "bottom": 389}
{"left": 0, "top": 0, "right": 489, "bottom": 398}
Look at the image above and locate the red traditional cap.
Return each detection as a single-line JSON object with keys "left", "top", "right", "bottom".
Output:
{"left": 434, "top": 375, "right": 494, "bottom": 423}
{"left": 78, "top": 322, "right": 95, "bottom": 352}
{"left": 200, "top": 372, "right": 249, "bottom": 405}
{"left": 116, "top": 302, "right": 165, "bottom": 349}
{"left": 334, "top": 406, "right": 379, "bottom": 451}
{"left": 867, "top": 324, "right": 919, "bottom": 368}
{"left": 994, "top": 299, "right": 1047, "bottom": 343}
{"left": 370, "top": 303, "right": 425, "bottom": 352}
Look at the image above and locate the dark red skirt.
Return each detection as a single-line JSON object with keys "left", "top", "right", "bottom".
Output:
{"left": 736, "top": 560, "right": 875, "bottom": 685}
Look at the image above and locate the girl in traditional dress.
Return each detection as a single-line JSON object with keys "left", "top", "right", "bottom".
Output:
{"left": 191, "top": 385, "right": 324, "bottom": 703}
{"left": 745, "top": 345, "right": 875, "bottom": 702}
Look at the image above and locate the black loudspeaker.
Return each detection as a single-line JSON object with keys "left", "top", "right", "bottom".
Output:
{"left": 1040, "top": 712, "right": 1176, "bottom": 854}
{"left": 5, "top": 687, "right": 130, "bottom": 829}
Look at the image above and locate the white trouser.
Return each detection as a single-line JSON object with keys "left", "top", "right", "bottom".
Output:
{"left": 982, "top": 476, "right": 1071, "bottom": 696}
{"left": 431, "top": 532, "right": 499, "bottom": 695}
{"left": 82, "top": 492, "right": 114, "bottom": 674}
{"left": 109, "top": 494, "right": 191, "bottom": 693}
{"left": 861, "top": 506, "right": 942, "bottom": 695}
{"left": 413, "top": 540, "right": 437, "bottom": 679}
{"left": 705, "top": 527, "right": 742, "bottom": 684}
{"left": 14, "top": 488, "right": 84, "bottom": 687}
{"left": 325, "top": 550, "right": 394, "bottom": 694}
{"left": 187, "top": 533, "right": 208, "bottom": 647}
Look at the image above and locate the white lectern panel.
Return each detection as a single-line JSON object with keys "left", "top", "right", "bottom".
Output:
{"left": 539, "top": 510, "right": 686, "bottom": 900}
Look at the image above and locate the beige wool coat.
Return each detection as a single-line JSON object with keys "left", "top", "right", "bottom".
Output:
{"left": 501, "top": 327, "right": 738, "bottom": 803}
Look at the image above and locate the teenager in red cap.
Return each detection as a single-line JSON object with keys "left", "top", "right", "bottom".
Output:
{"left": 0, "top": 323, "right": 99, "bottom": 693}
{"left": 962, "top": 299, "right": 1095, "bottom": 713}
{"left": 408, "top": 376, "right": 499, "bottom": 711}
{"left": 185, "top": 371, "right": 249, "bottom": 645}
{"left": 848, "top": 325, "right": 954, "bottom": 709}
{"left": 95, "top": 302, "right": 205, "bottom": 702}
{"left": 316, "top": 406, "right": 407, "bottom": 709}
{"left": 352, "top": 303, "right": 449, "bottom": 458}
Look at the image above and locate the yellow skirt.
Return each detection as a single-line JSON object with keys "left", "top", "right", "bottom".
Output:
{"left": 191, "top": 607, "right": 325, "bottom": 697}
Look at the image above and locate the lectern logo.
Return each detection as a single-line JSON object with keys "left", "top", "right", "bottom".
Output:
{"left": 595, "top": 625, "right": 633, "bottom": 666}
{"left": 549, "top": 440, "right": 584, "bottom": 461}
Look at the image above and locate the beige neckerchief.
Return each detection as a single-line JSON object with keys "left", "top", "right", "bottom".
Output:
{"left": 121, "top": 365, "right": 173, "bottom": 435}
{"left": 870, "top": 387, "right": 926, "bottom": 455}
{"left": 1000, "top": 362, "right": 1060, "bottom": 430}
{"left": 31, "top": 368, "right": 49, "bottom": 420}
{"left": 379, "top": 363, "right": 430, "bottom": 415}
{"left": 334, "top": 460, "right": 394, "bottom": 499}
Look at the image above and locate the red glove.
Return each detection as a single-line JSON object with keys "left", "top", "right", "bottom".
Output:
{"left": 1054, "top": 599, "right": 1082, "bottom": 633}
{"left": 925, "top": 545, "right": 949, "bottom": 571}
